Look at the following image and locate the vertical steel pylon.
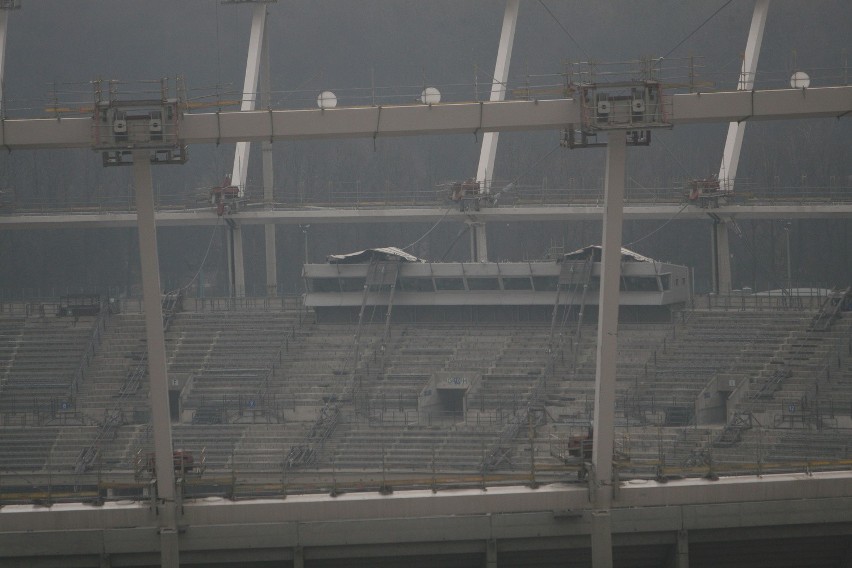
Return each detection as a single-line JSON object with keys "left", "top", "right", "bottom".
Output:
{"left": 589, "top": 131, "right": 627, "bottom": 568}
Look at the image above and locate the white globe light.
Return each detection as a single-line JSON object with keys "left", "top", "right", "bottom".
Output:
{"left": 317, "top": 91, "right": 338, "bottom": 109}
{"left": 420, "top": 87, "right": 441, "bottom": 105}
{"left": 790, "top": 71, "right": 810, "bottom": 89}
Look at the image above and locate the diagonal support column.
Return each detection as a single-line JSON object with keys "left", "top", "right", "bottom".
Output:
{"left": 713, "top": 1, "right": 768, "bottom": 295}
{"left": 132, "top": 150, "right": 178, "bottom": 567}
{"left": 590, "top": 132, "right": 627, "bottom": 568}
{"left": 227, "top": 2, "right": 267, "bottom": 297}
{"left": 471, "top": 0, "right": 520, "bottom": 261}
{"left": 718, "top": 0, "right": 770, "bottom": 193}
{"left": 231, "top": 3, "right": 267, "bottom": 194}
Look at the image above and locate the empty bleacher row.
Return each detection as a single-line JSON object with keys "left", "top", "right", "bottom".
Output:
{"left": 0, "top": 301, "right": 849, "bottom": 482}
{"left": 0, "top": 316, "right": 94, "bottom": 416}
{"left": 623, "top": 312, "right": 816, "bottom": 424}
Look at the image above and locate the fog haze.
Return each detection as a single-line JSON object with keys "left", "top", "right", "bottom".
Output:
{"left": 0, "top": 1, "right": 849, "bottom": 296}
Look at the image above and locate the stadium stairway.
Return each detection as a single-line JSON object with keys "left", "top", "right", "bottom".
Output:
{"left": 75, "top": 313, "right": 148, "bottom": 418}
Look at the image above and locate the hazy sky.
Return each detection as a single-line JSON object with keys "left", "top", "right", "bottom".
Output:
{"left": 4, "top": 1, "right": 850, "bottom": 109}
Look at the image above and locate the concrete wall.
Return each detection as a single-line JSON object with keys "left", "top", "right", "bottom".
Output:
{"left": 2, "top": 473, "right": 852, "bottom": 567}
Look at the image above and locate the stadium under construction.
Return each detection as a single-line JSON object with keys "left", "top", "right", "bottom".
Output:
{"left": 1, "top": 1, "right": 852, "bottom": 567}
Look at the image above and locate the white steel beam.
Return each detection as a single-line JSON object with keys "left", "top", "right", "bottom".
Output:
{"left": 719, "top": 0, "right": 770, "bottom": 192}
{"left": 131, "top": 150, "right": 179, "bottom": 567}
{"left": 1, "top": 87, "right": 850, "bottom": 149}
{"left": 232, "top": 2, "right": 267, "bottom": 195}
{"left": 189, "top": 98, "right": 574, "bottom": 142}
{"left": 476, "top": 0, "right": 519, "bottom": 194}
{"left": 470, "top": 0, "right": 519, "bottom": 262}
{"left": 228, "top": 2, "right": 267, "bottom": 299}
{"left": 668, "top": 86, "right": 851, "bottom": 124}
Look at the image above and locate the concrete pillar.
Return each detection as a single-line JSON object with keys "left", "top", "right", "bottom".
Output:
{"left": 232, "top": 223, "right": 246, "bottom": 298}
{"left": 470, "top": 222, "right": 488, "bottom": 262}
{"left": 486, "top": 538, "right": 498, "bottom": 568}
{"left": 293, "top": 546, "right": 304, "bottom": 568}
{"left": 131, "top": 150, "right": 178, "bottom": 567}
{"left": 226, "top": 225, "right": 235, "bottom": 296}
{"left": 261, "top": 16, "right": 278, "bottom": 297}
{"left": 468, "top": 221, "right": 477, "bottom": 262}
{"left": 590, "top": 510, "right": 613, "bottom": 568}
{"left": 674, "top": 530, "right": 690, "bottom": 568}
{"left": 589, "top": 133, "right": 627, "bottom": 568}
{"left": 592, "top": 133, "right": 626, "bottom": 498}
{"left": 160, "top": 528, "right": 179, "bottom": 568}
{"left": 711, "top": 219, "right": 732, "bottom": 294}
{"left": 264, "top": 224, "right": 277, "bottom": 297}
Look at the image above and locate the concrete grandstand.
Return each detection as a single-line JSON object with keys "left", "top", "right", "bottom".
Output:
{"left": 0, "top": 277, "right": 850, "bottom": 566}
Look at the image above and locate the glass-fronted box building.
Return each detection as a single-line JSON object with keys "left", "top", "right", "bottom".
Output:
{"left": 303, "top": 246, "right": 691, "bottom": 323}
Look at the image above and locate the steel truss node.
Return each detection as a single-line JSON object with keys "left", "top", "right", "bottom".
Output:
{"left": 92, "top": 78, "right": 188, "bottom": 166}
{"left": 561, "top": 127, "right": 651, "bottom": 149}
{"left": 567, "top": 59, "right": 672, "bottom": 134}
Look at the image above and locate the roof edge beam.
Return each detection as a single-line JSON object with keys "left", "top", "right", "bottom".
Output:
{"left": 0, "top": 86, "right": 850, "bottom": 149}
